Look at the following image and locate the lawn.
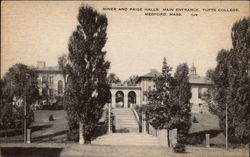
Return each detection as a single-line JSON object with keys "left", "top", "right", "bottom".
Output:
{"left": 0, "top": 143, "right": 247, "bottom": 157}
{"left": 0, "top": 110, "right": 68, "bottom": 143}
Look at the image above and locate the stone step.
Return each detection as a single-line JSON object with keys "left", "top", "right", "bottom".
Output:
{"left": 92, "top": 133, "right": 161, "bottom": 146}
{"left": 116, "top": 125, "right": 138, "bottom": 127}
{"left": 113, "top": 108, "right": 139, "bottom": 133}
{"left": 116, "top": 120, "right": 138, "bottom": 124}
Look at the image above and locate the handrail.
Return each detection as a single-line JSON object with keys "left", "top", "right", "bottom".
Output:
{"left": 132, "top": 108, "right": 140, "bottom": 124}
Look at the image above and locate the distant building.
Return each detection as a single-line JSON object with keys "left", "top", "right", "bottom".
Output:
{"left": 137, "top": 65, "right": 212, "bottom": 113}
{"left": 35, "top": 61, "right": 211, "bottom": 113}
{"left": 35, "top": 61, "right": 65, "bottom": 104}
{"left": 137, "top": 69, "right": 161, "bottom": 105}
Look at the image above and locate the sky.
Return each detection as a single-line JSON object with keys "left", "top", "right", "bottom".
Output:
{"left": 1, "top": 1, "right": 249, "bottom": 81}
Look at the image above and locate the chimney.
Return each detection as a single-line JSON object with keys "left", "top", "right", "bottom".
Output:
{"left": 37, "top": 61, "right": 46, "bottom": 68}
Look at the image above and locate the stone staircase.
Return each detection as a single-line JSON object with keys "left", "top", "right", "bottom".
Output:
{"left": 92, "top": 133, "right": 161, "bottom": 146}
{"left": 92, "top": 108, "right": 161, "bottom": 146}
{"left": 113, "top": 108, "right": 139, "bottom": 133}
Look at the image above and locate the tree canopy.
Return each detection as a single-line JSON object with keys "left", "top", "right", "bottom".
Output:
{"left": 123, "top": 75, "right": 139, "bottom": 86}
{"left": 147, "top": 58, "right": 192, "bottom": 147}
{"left": 0, "top": 64, "right": 39, "bottom": 132}
{"left": 207, "top": 17, "right": 250, "bottom": 144}
{"left": 107, "top": 73, "right": 121, "bottom": 84}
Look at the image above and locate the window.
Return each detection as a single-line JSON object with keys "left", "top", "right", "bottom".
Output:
{"left": 49, "top": 88, "right": 53, "bottom": 96}
{"left": 199, "top": 103, "right": 203, "bottom": 113}
{"left": 198, "top": 88, "right": 202, "bottom": 98}
{"left": 42, "top": 76, "right": 47, "bottom": 84}
{"left": 49, "top": 76, "right": 54, "bottom": 84}
{"left": 148, "top": 86, "right": 151, "bottom": 91}
{"left": 58, "top": 80, "right": 63, "bottom": 95}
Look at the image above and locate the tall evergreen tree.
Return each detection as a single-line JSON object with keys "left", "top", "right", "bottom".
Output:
{"left": 147, "top": 60, "right": 192, "bottom": 149}
{"left": 171, "top": 63, "right": 192, "bottom": 145}
{"left": 207, "top": 17, "right": 250, "bottom": 144}
{"left": 65, "top": 5, "right": 110, "bottom": 143}
{"left": 147, "top": 58, "right": 175, "bottom": 146}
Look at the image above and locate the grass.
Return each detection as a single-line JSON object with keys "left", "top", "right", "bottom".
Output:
{"left": 1, "top": 144, "right": 247, "bottom": 157}
{"left": 0, "top": 110, "right": 68, "bottom": 143}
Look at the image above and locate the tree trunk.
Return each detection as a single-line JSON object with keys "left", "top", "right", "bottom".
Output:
{"left": 79, "top": 122, "right": 84, "bottom": 144}
{"left": 167, "top": 129, "right": 170, "bottom": 147}
{"left": 5, "top": 128, "right": 7, "bottom": 142}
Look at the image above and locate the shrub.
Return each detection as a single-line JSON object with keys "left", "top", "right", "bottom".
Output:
{"left": 173, "top": 143, "right": 186, "bottom": 153}
{"left": 116, "top": 128, "right": 130, "bottom": 133}
{"left": 49, "top": 115, "right": 54, "bottom": 121}
{"left": 67, "top": 128, "right": 79, "bottom": 142}
{"left": 192, "top": 116, "right": 199, "bottom": 123}
{"left": 105, "top": 109, "right": 115, "bottom": 132}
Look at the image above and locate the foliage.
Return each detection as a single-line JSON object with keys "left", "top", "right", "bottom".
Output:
{"left": 206, "top": 17, "right": 250, "bottom": 144}
{"left": 64, "top": 5, "right": 110, "bottom": 143}
{"left": 107, "top": 73, "right": 121, "bottom": 84}
{"left": 0, "top": 64, "right": 39, "bottom": 131}
{"left": 146, "top": 59, "right": 192, "bottom": 147}
{"left": 0, "top": 80, "right": 15, "bottom": 137}
{"left": 58, "top": 54, "right": 71, "bottom": 91}
{"left": 171, "top": 63, "right": 192, "bottom": 144}
{"left": 173, "top": 142, "right": 186, "bottom": 153}
{"left": 123, "top": 75, "right": 139, "bottom": 86}
{"left": 147, "top": 58, "right": 174, "bottom": 130}
{"left": 3, "top": 64, "right": 40, "bottom": 105}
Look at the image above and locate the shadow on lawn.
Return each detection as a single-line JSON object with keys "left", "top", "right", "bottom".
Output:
{"left": 91, "top": 122, "right": 108, "bottom": 141}
{"left": 0, "top": 147, "right": 63, "bottom": 157}
{"left": 0, "top": 124, "right": 53, "bottom": 138}
{"left": 32, "top": 130, "right": 68, "bottom": 142}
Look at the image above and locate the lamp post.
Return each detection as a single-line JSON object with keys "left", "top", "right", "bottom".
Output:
{"left": 24, "top": 73, "right": 30, "bottom": 144}
{"left": 108, "top": 103, "right": 111, "bottom": 134}
{"left": 226, "top": 95, "right": 231, "bottom": 151}
{"left": 226, "top": 102, "right": 228, "bottom": 150}
{"left": 24, "top": 96, "right": 27, "bottom": 144}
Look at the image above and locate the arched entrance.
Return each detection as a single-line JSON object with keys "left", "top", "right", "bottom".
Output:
{"left": 128, "top": 91, "right": 136, "bottom": 108}
{"left": 115, "top": 91, "right": 124, "bottom": 108}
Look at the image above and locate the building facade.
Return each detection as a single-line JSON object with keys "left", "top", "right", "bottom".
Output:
{"left": 35, "top": 61, "right": 211, "bottom": 113}
{"left": 35, "top": 61, "right": 65, "bottom": 104}
{"left": 137, "top": 66, "right": 212, "bottom": 113}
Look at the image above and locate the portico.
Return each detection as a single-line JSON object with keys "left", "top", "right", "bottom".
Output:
{"left": 110, "top": 84, "right": 141, "bottom": 108}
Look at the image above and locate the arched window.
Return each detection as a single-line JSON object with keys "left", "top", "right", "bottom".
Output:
{"left": 115, "top": 91, "right": 124, "bottom": 108}
{"left": 57, "top": 80, "right": 63, "bottom": 95}
{"left": 128, "top": 91, "right": 136, "bottom": 108}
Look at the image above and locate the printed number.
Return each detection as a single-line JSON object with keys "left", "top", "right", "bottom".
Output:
{"left": 191, "top": 13, "right": 198, "bottom": 16}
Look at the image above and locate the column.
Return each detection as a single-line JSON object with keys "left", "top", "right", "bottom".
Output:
{"left": 27, "top": 129, "right": 31, "bottom": 144}
{"left": 206, "top": 134, "right": 210, "bottom": 148}
{"left": 136, "top": 91, "right": 140, "bottom": 106}
{"left": 111, "top": 91, "right": 116, "bottom": 108}
{"left": 172, "top": 128, "right": 177, "bottom": 147}
{"left": 142, "top": 113, "right": 147, "bottom": 133}
{"left": 124, "top": 92, "right": 128, "bottom": 108}
{"left": 108, "top": 103, "right": 112, "bottom": 134}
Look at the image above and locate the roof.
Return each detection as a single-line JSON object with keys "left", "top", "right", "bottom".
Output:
{"left": 189, "top": 113, "right": 221, "bottom": 134}
{"left": 138, "top": 69, "right": 212, "bottom": 85}
{"left": 137, "top": 69, "right": 161, "bottom": 82}
{"left": 189, "top": 75, "right": 213, "bottom": 85}
{"left": 142, "top": 69, "right": 161, "bottom": 77}
{"left": 35, "top": 66, "right": 61, "bottom": 73}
